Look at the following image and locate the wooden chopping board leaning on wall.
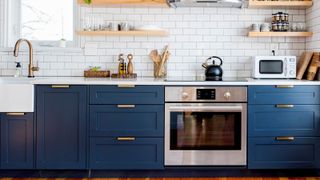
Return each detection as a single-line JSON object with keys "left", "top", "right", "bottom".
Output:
{"left": 307, "top": 52, "right": 320, "bottom": 81}
{"left": 296, "top": 52, "right": 314, "bottom": 80}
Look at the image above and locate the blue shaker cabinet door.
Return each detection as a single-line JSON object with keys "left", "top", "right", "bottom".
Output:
{"left": 90, "top": 105, "right": 164, "bottom": 137}
{"left": 248, "top": 86, "right": 320, "bottom": 105}
{"left": 90, "top": 137, "right": 164, "bottom": 169}
{"left": 0, "top": 113, "right": 34, "bottom": 169}
{"left": 89, "top": 85, "right": 164, "bottom": 105}
{"left": 248, "top": 105, "right": 320, "bottom": 137}
{"left": 248, "top": 137, "right": 320, "bottom": 169}
{"left": 36, "top": 85, "right": 87, "bottom": 169}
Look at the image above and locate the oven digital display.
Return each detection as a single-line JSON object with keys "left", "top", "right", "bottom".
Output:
{"left": 197, "top": 89, "right": 215, "bottom": 100}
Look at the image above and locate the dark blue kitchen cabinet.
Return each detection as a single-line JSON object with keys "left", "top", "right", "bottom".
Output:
{"left": 89, "top": 85, "right": 164, "bottom": 170}
{"left": 36, "top": 85, "right": 87, "bottom": 169}
{"left": 89, "top": 85, "right": 164, "bottom": 105}
{"left": 248, "top": 85, "right": 320, "bottom": 105}
{"left": 248, "top": 137, "right": 320, "bottom": 169}
{"left": 90, "top": 105, "right": 164, "bottom": 137}
{"left": 0, "top": 113, "right": 34, "bottom": 169}
{"left": 90, "top": 137, "right": 164, "bottom": 169}
{"left": 248, "top": 105, "right": 320, "bottom": 137}
{"left": 248, "top": 85, "right": 320, "bottom": 169}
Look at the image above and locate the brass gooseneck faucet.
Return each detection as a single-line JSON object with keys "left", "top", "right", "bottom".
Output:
{"left": 13, "top": 39, "right": 39, "bottom": 78}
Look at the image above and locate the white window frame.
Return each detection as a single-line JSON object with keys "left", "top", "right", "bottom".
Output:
{"left": 2, "top": 0, "right": 78, "bottom": 48}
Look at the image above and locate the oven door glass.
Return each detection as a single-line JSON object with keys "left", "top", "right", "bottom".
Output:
{"left": 170, "top": 110, "right": 241, "bottom": 150}
{"left": 259, "top": 60, "right": 283, "bottom": 74}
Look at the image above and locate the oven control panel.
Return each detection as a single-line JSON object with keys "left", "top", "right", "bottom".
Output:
{"left": 165, "top": 87, "right": 247, "bottom": 102}
{"left": 197, "top": 89, "right": 215, "bottom": 100}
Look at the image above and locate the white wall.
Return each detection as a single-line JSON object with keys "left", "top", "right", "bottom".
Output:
{"left": 0, "top": 3, "right": 307, "bottom": 77}
{"left": 307, "top": 0, "right": 320, "bottom": 51}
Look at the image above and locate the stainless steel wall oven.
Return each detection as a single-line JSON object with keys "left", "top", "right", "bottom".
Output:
{"left": 165, "top": 86, "right": 247, "bottom": 166}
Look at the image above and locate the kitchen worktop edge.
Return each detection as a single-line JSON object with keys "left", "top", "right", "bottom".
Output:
{"left": 14, "top": 77, "right": 320, "bottom": 86}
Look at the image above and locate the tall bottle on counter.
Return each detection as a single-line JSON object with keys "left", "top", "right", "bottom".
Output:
{"left": 118, "top": 54, "right": 126, "bottom": 76}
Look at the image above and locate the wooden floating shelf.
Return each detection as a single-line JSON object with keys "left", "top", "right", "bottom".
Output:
{"left": 248, "top": 31, "right": 313, "bottom": 37}
{"left": 248, "top": 0, "right": 313, "bottom": 9}
{"left": 76, "top": 30, "right": 169, "bottom": 37}
{"left": 77, "top": 0, "right": 169, "bottom": 7}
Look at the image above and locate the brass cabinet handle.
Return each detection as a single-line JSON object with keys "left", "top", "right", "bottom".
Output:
{"left": 275, "top": 136, "right": 295, "bottom": 141}
{"left": 51, "top": 85, "right": 70, "bottom": 88}
{"left": 117, "top": 105, "right": 136, "bottom": 108}
{"left": 276, "top": 85, "right": 294, "bottom": 88}
{"left": 117, "top": 137, "right": 136, "bottom": 141}
{"left": 117, "top": 84, "right": 135, "bottom": 88}
{"left": 6, "top": 113, "right": 25, "bottom": 116}
{"left": 276, "top": 104, "right": 294, "bottom": 108}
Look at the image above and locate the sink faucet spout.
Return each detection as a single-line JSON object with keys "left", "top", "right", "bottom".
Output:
{"left": 13, "top": 39, "right": 39, "bottom": 78}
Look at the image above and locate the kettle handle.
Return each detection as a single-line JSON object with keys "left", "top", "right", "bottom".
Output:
{"left": 207, "top": 56, "right": 223, "bottom": 66}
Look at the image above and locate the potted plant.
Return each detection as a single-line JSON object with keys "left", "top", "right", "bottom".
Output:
{"left": 84, "top": 0, "right": 92, "bottom": 4}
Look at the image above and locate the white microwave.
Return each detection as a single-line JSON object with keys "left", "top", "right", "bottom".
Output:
{"left": 252, "top": 56, "right": 297, "bottom": 79}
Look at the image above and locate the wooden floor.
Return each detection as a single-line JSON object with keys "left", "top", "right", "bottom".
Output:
{"left": 0, "top": 178, "right": 320, "bottom": 180}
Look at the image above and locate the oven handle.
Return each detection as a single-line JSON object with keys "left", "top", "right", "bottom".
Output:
{"left": 168, "top": 105, "right": 244, "bottom": 112}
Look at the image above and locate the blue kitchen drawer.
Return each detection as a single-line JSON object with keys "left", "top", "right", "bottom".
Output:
{"left": 248, "top": 105, "right": 320, "bottom": 137}
{"left": 248, "top": 137, "right": 320, "bottom": 169}
{"left": 89, "top": 85, "right": 164, "bottom": 105}
{"left": 248, "top": 86, "right": 320, "bottom": 105}
{"left": 89, "top": 137, "right": 164, "bottom": 169}
{"left": 90, "top": 105, "right": 164, "bottom": 137}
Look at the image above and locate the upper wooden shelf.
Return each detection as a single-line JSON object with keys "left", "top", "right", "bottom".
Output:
{"left": 248, "top": 31, "right": 313, "bottom": 37}
{"left": 77, "top": 0, "right": 169, "bottom": 7}
{"left": 76, "top": 30, "right": 169, "bottom": 37}
{"left": 248, "top": 0, "right": 313, "bottom": 9}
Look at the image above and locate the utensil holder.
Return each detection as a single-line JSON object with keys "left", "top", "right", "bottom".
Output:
{"left": 154, "top": 62, "right": 167, "bottom": 78}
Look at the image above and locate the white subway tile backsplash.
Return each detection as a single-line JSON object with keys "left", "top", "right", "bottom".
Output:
{"left": 0, "top": 2, "right": 317, "bottom": 77}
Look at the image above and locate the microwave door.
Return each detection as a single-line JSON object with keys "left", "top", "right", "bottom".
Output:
{"left": 259, "top": 60, "right": 283, "bottom": 74}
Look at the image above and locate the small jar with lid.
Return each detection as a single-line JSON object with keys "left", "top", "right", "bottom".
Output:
{"left": 283, "top": 22, "right": 289, "bottom": 31}
{"left": 284, "top": 13, "right": 289, "bottom": 22}
{"left": 272, "top": 22, "right": 278, "bottom": 31}
{"left": 280, "top": 12, "right": 286, "bottom": 22}
{"left": 275, "top": 13, "right": 281, "bottom": 21}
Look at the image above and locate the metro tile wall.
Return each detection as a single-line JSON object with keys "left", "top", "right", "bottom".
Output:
{"left": 0, "top": 3, "right": 309, "bottom": 77}
{"left": 307, "top": 0, "right": 320, "bottom": 51}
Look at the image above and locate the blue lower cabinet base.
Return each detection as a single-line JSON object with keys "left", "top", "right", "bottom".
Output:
{"left": 248, "top": 137, "right": 320, "bottom": 169}
{"left": 0, "top": 113, "right": 34, "bottom": 169}
{"left": 90, "top": 137, "right": 164, "bottom": 170}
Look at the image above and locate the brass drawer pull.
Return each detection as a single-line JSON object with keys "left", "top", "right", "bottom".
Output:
{"left": 6, "top": 112, "right": 25, "bottom": 116}
{"left": 117, "top": 105, "right": 136, "bottom": 108}
{"left": 118, "top": 84, "right": 135, "bottom": 88}
{"left": 276, "top": 85, "right": 294, "bottom": 88}
{"left": 275, "top": 136, "right": 295, "bottom": 141}
{"left": 276, "top": 104, "right": 294, "bottom": 108}
{"left": 51, "top": 85, "right": 70, "bottom": 88}
{"left": 117, "top": 137, "right": 136, "bottom": 141}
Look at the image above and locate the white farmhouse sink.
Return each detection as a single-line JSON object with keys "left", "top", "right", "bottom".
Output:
{"left": 0, "top": 77, "right": 34, "bottom": 112}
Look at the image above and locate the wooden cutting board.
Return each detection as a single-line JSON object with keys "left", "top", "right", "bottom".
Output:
{"left": 296, "top": 52, "right": 314, "bottom": 80}
{"left": 307, "top": 52, "right": 320, "bottom": 81}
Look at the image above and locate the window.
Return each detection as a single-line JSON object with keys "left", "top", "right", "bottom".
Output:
{"left": 3, "top": 0, "right": 75, "bottom": 47}
{"left": 21, "top": 0, "right": 74, "bottom": 41}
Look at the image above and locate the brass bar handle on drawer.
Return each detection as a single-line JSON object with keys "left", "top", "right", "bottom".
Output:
{"left": 51, "top": 85, "right": 70, "bottom": 88}
{"left": 117, "top": 137, "right": 136, "bottom": 141}
{"left": 276, "top": 104, "right": 294, "bottom": 108}
{"left": 6, "top": 112, "right": 25, "bottom": 116}
{"left": 275, "top": 136, "right": 295, "bottom": 141}
{"left": 117, "top": 105, "right": 136, "bottom": 108}
{"left": 118, "top": 84, "right": 135, "bottom": 88}
{"left": 276, "top": 85, "right": 294, "bottom": 88}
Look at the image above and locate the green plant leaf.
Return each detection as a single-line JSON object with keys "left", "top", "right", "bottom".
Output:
{"left": 84, "top": 0, "right": 92, "bottom": 4}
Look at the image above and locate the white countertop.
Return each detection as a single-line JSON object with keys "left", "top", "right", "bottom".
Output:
{"left": 7, "top": 76, "right": 320, "bottom": 86}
